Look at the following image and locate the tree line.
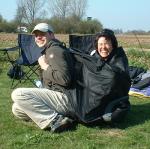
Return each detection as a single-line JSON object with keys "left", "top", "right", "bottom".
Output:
{"left": 0, "top": 0, "right": 149, "bottom": 34}
{"left": 0, "top": 0, "right": 103, "bottom": 34}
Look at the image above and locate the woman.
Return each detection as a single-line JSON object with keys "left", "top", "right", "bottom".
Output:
{"left": 74, "top": 29, "right": 131, "bottom": 123}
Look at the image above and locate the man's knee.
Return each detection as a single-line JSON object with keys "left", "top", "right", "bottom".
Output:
{"left": 12, "top": 103, "right": 30, "bottom": 121}
{"left": 11, "top": 88, "right": 23, "bottom": 102}
{"left": 11, "top": 88, "right": 31, "bottom": 103}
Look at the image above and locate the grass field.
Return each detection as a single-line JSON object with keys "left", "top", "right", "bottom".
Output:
{"left": 1, "top": 33, "right": 150, "bottom": 149}
{"left": 1, "top": 33, "right": 150, "bottom": 49}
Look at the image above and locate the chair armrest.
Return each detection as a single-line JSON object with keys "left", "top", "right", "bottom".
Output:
{"left": 4, "top": 46, "right": 19, "bottom": 52}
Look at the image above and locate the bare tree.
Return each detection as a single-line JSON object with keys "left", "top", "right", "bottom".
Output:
{"left": 16, "top": 0, "right": 46, "bottom": 26}
{"left": 69, "top": 0, "right": 87, "bottom": 20}
{"left": 14, "top": 4, "right": 24, "bottom": 25}
{"left": 48, "top": 0, "right": 87, "bottom": 19}
{"left": 48, "top": 0, "right": 70, "bottom": 18}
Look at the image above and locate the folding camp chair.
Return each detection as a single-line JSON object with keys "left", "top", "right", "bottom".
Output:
{"left": 69, "top": 34, "right": 95, "bottom": 54}
{"left": 3, "top": 33, "right": 44, "bottom": 88}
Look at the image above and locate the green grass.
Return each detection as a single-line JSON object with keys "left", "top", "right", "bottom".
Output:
{"left": 1, "top": 38, "right": 150, "bottom": 148}
{"left": 127, "top": 48, "right": 150, "bottom": 69}
{"left": 1, "top": 65, "right": 150, "bottom": 149}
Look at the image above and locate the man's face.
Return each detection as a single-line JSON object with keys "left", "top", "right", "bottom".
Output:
{"left": 97, "top": 36, "right": 113, "bottom": 59}
{"left": 33, "top": 30, "right": 51, "bottom": 48}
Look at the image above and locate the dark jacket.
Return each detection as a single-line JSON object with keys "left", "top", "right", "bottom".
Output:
{"left": 42, "top": 39, "right": 75, "bottom": 92}
{"left": 70, "top": 47, "right": 131, "bottom": 123}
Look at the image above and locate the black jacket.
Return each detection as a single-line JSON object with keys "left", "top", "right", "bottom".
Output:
{"left": 42, "top": 39, "right": 75, "bottom": 91}
{"left": 70, "top": 47, "right": 131, "bottom": 123}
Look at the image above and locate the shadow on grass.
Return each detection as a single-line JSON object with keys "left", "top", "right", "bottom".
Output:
{"left": 82, "top": 102, "right": 150, "bottom": 129}
{"left": 118, "top": 103, "right": 150, "bottom": 128}
{"left": 9, "top": 103, "right": 150, "bottom": 133}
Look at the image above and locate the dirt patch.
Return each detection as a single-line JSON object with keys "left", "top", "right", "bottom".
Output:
{"left": 0, "top": 33, "right": 18, "bottom": 48}
{"left": 117, "top": 34, "right": 150, "bottom": 49}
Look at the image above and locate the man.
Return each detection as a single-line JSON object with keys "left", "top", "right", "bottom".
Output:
{"left": 11, "top": 23, "right": 75, "bottom": 133}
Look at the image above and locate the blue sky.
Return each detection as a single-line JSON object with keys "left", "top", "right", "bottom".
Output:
{"left": 0, "top": 0, "right": 150, "bottom": 32}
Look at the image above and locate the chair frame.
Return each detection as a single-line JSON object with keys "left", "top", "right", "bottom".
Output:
{"left": 2, "top": 33, "right": 43, "bottom": 88}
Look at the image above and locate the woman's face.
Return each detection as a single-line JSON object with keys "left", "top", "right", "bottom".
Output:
{"left": 97, "top": 36, "right": 113, "bottom": 59}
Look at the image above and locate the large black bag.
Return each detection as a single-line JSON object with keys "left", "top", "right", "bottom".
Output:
{"left": 7, "top": 64, "right": 24, "bottom": 80}
{"left": 70, "top": 47, "right": 131, "bottom": 123}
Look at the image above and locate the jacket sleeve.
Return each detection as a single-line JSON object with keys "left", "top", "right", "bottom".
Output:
{"left": 42, "top": 45, "right": 74, "bottom": 87}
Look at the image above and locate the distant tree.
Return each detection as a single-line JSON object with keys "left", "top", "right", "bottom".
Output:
{"left": 0, "top": 14, "right": 3, "bottom": 22}
{"left": 78, "top": 19, "right": 103, "bottom": 34}
{"left": 48, "top": 17, "right": 64, "bottom": 33}
{"left": 126, "top": 30, "right": 147, "bottom": 35}
{"left": 14, "top": 4, "right": 25, "bottom": 24}
{"left": 113, "top": 29, "right": 123, "bottom": 34}
{"left": 16, "top": 0, "right": 46, "bottom": 30}
{"left": 47, "top": 16, "right": 103, "bottom": 34}
{"left": 47, "top": 0, "right": 70, "bottom": 18}
{"left": 0, "top": 14, "right": 7, "bottom": 23}
{"left": 69, "top": 0, "right": 87, "bottom": 20}
{"left": 0, "top": 21, "right": 16, "bottom": 33}
{"left": 147, "top": 31, "right": 150, "bottom": 34}
{"left": 0, "top": 14, "right": 7, "bottom": 32}
{"left": 47, "top": 0, "right": 87, "bottom": 20}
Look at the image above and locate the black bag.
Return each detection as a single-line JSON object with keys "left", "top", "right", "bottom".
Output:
{"left": 7, "top": 64, "right": 24, "bottom": 80}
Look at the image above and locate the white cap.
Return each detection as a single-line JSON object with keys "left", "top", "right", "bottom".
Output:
{"left": 32, "top": 23, "right": 54, "bottom": 34}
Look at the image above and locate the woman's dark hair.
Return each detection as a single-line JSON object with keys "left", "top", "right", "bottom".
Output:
{"left": 94, "top": 29, "right": 118, "bottom": 49}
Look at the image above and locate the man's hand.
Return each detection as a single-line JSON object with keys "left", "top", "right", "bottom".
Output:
{"left": 38, "top": 55, "right": 49, "bottom": 70}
